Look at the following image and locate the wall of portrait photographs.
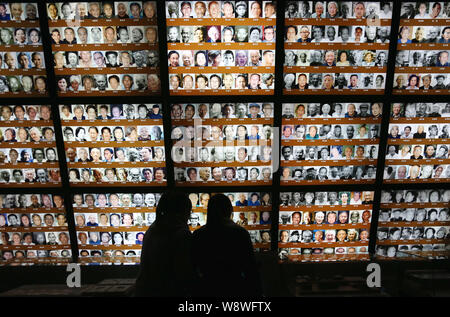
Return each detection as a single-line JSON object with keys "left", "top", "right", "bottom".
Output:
{"left": 283, "top": 1, "right": 392, "bottom": 94}
{"left": 376, "top": 189, "right": 450, "bottom": 260}
{"left": 384, "top": 103, "right": 450, "bottom": 183}
{"left": 280, "top": 102, "right": 381, "bottom": 185}
{"left": 0, "top": 1, "right": 449, "bottom": 268}
{"left": 394, "top": 2, "right": 450, "bottom": 94}
{"left": 73, "top": 191, "right": 271, "bottom": 265}
{"left": 0, "top": 2, "right": 48, "bottom": 96}
{"left": 188, "top": 192, "right": 272, "bottom": 250}
{"left": 0, "top": 193, "right": 71, "bottom": 266}
{"left": 278, "top": 191, "right": 374, "bottom": 262}
{"left": 73, "top": 192, "right": 161, "bottom": 265}
{"left": 0, "top": 105, "right": 61, "bottom": 187}
{"left": 170, "top": 102, "right": 274, "bottom": 186}
{"left": 59, "top": 103, "right": 166, "bottom": 186}
{"left": 47, "top": 1, "right": 160, "bottom": 96}
{"left": 166, "top": 1, "right": 276, "bottom": 95}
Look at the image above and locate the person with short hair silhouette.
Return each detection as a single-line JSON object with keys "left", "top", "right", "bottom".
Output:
{"left": 135, "top": 191, "right": 194, "bottom": 296}
{"left": 192, "top": 193, "right": 262, "bottom": 297}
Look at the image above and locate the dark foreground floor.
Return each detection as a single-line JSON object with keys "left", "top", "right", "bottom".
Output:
{"left": 0, "top": 253, "right": 449, "bottom": 297}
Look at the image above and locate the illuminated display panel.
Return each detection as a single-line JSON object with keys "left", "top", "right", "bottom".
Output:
{"left": 166, "top": 1, "right": 276, "bottom": 95}
{"left": 188, "top": 192, "right": 272, "bottom": 251}
{"left": 393, "top": 2, "right": 450, "bottom": 94}
{"left": 384, "top": 102, "right": 450, "bottom": 183}
{"left": 0, "top": 194, "right": 72, "bottom": 266}
{"left": 74, "top": 191, "right": 270, "bottom": 265}
{"left": 74, "top": 192, "right": 161, "bottom": 265}
{"left": 278, "top": 191, "right": 373, "bottom": 262}
{"left": 0, "top": 105, "right": 61, "bottom": 188}
{"left": 0, "top": 3, "right": 48, "bottom": 97}
{"left": 376, "top": 189, "right": 450, "bottom": 260}
{"left": 283, "top": 1, "right": 392, "bottom": 95}
{"left": 47, "top": 1, "right": 160, "bottom": 96}
{"left": 59, "top": 103, "right": 167, "bottom": 186}
{"left": 170, "top": 102, "right": 274, "bottom": 186}
{"left": 280, "top": 102, "right": 381, "bottom": 185}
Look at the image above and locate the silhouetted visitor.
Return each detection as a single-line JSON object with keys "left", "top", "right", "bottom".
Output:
{"left": 192, "top": 193, "right": 262, "bottom": 297}
{"left": 135, "top": 191, "right": 194, "bottom": 296}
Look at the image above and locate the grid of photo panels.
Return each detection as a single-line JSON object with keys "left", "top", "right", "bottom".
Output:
{"left": 0, "top": 105, "right": 61, "bottom": 188}
{"left": 384, "top": 102, "right": 450, "bottom": 183}
{"left": 278, "top": 191, "right": 374, "bottom": 262}
{"left": 74, "top": 191, "right": 271, "bottom": 265}
{"left": 280, "top": 102, "right": 381, "bottom": 185}
{"left": 166, "top": 1, "right": 276, "bottom": 95}
{"left": 0, "top": 194, "right": 72, "bottom": 266}
{"left": 0, "top": 2, "right": 48, "bottom": 96}
{"left": 73, "top": 192, "right": 161, "bottom": 264}
{"left": 59, "top": 103, "right": 167, "bottom": 186}
{"left": 47, "top": 1, "right": 160, "bottom": 96}
{"left": 283, "top": 1, "right": 392, "bottom": 95}
{"left": 394, "top": 2, "right": 450, "bottom": 94}
{"left": 376, "top": 189, "right": 450, "bottom": 260}
{"left": 188, "top": 192, "right": 272, "bottom": 251}
{"left": 170, "top": 102, "right": 274, "bottom": 186}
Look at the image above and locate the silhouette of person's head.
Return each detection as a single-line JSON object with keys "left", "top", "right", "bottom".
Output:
{"left": 207, "top": 193, "right": 233, "bottom": 225}
{"left": 156, "top": 191, "right": 192, "bottom": 227}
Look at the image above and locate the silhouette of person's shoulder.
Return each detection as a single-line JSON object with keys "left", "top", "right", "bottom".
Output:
{"left": 135, "top": 192, "right": 195, "bottom": 297}
{"left": 191, "top": 219, "right": 259, "bottom": 294}
{"left": 136, "top": 223, "right": 194, "bottom": 296}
